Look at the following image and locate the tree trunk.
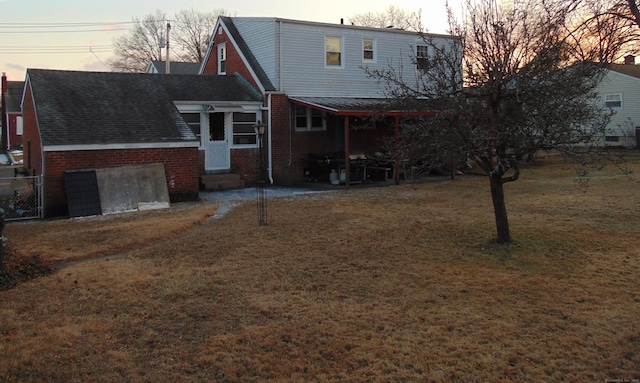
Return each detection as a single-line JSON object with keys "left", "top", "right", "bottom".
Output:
{"left": 489, "top": 173, "right": 511, "bottom": 243}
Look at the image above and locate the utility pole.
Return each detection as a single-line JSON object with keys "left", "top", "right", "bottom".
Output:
{"left": 166, "top": 21, "right": 171, "bottom": 74}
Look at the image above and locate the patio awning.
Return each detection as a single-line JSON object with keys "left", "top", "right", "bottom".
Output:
{"left": 289, "top": 96, "right": 440, "bottom": 117}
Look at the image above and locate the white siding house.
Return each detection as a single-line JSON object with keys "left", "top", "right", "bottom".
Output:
{"left": 596, "top": 61, "right": 640, "bottom": 148}
{"left": 224, "top": 17, "right": 457, "bottom": 97}
{"left": 200, "top": 16, "right": 461, "bottom": 185}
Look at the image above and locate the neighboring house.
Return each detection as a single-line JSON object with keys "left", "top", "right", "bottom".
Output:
{"left": 22, "top": 69, "right": 262, "bottom": 217}
{"left": 596, "top": 56, "right": 640, "bottom": 148}
{"left": 146, "top": 60, "right": 202, "bottom": 74}
{"left": 1, "top": 73, "right": 24, "bottom": 150}
{"left": 199, "top": 17, "right": 459, "bottom": 184}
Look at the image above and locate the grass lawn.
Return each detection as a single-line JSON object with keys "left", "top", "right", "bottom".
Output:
{"left": 1, "top": 153, "right": 639, "bottom": 382}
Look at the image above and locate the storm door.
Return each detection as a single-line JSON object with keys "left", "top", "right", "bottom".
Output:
{"left": 205, "top": 112, "right": 230, "bottom": 171}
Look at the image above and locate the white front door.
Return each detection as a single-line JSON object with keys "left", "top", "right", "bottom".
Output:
{"left": 205, "top": 112, "right": 230, "bottom": 171}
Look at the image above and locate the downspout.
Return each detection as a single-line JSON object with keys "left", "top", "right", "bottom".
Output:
{"left": 344, "top": 116, "right": 350, "bottom": 188}
{"left": 266, "top": 94, "right": 274, "bottom": 184}
{"left": 279, "top": 20, "right": 292, "bottom": 168}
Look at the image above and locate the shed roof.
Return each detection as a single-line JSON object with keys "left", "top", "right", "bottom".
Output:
{"left": 289, "top": 96, "right": 442, "bottom": 116}
{"left": 26, "top": 69, "right": 262, "bottom": 147}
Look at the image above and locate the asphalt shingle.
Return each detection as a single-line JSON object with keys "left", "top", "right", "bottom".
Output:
{"left": 27, "top": 69, "right": 262, "bottom": 147}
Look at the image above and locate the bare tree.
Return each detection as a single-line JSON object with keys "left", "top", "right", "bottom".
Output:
{"left": 172, "top": 8, "right": 234, "bottom": 63}
{"left": 366, "top": 0, "right": 637, "bottom": 243}
{"left": 349, "top": 5, "right": 423, "bottom": 31}
{"left": 110, "top": 10, "right": 167, "bottom": 72}
{"left": 110, "top": 8, "right": 233, "bottom": 72}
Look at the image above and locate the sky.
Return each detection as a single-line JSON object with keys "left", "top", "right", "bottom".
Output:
{"left": 0, "top": 0, "right": 459, "bottom": 81}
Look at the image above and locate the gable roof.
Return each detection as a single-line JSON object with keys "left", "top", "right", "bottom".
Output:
{"left": 26, "top": 69, "right": 262, "bottom": 148}
{"left": 5, "top": 81, "right": 24, "bottom": 113}
{"left": 147, "top": 61, "right": 202, "bottom": 75}
{"left": 217, "top": 17, "right": 276, "bottom": 92}
{"left": 608, "top": 64, "right": 640, "bottom": 79}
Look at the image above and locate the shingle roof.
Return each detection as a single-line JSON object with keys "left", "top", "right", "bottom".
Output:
{"left": 6, "top": 81, "right": 24, "bottom": 113}
{"left": 26, "top": 69, "right": 262, "bottom": 147}
{"left": 148, "top": 61, "right": 201, "bottom": 74}
{"left": 608, "top": 64, "right": 640, "bottom": 79}
{"left": 220, "top": 17, "right": 276, "bottom": 91}
{"left": 289, "top": 96, "right": 444, "bottom": 116}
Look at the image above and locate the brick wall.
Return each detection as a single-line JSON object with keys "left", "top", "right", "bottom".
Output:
{"left": 43, "top": 147, "right": 199, "bottom": 218}
{"left": 21, "top": 83, "right": 43, "bottom": 175}
{"left": 269, "top": 95, "right": 337, "bottom": 184}
{"left": 202, "top": 27, "right": 262, "bottom": 91}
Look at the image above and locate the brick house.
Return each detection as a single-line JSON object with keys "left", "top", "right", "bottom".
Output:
{"left": 1, "top": 73, "right": 24, "bottom": 150}
{"left": 199, "top": 17, "right": 459, "bottom": 184}
{"left": 22, "top": 69, "right": 262, "bottom": 217}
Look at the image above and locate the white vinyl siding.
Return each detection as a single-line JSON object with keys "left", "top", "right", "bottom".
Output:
{"left": 230, "top": 18, "right": 459, "bottom": 98}
{"left": 596, "top": 70, "right": 640, "bottom": 147}
{"left": 233, "top": 18, "right": 279, "bottom": 87}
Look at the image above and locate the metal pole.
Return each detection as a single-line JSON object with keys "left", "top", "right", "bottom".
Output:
{"left": 256, "top": 129, "right": 267, "bottom": 226}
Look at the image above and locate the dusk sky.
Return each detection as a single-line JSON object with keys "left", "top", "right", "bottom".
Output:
{"left": 1, "top": 0, "right": 459, "bottom": 81}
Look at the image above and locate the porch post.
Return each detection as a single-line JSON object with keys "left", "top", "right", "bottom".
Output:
{"left": 343, "top": 116, "right": 350, "bottom": 187}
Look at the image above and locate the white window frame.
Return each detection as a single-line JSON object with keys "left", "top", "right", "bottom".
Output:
{"left": 231, "top": 112, "right": 259, "bottom": 147}
{"left": 295, "top": 105, "right": 326, "bottom": 132}
{"left": 604, "top": 93, "right": 622, "bottom": 109}
{"left": 16, "top": 116, "right": 23, "bottom": 136}
{"left": 325, "top": 36, "right": 344, "bottom": 68}
{"left": 363, "top": 38, "right": 376, "bottom": 63}
{"left": 416, "top": 44, "right": 429, "bottom": 72}
{"left": 218, "top": 43, "right": 227, "bottom": 75}
{"left": 180, "top": 112, "right": 202, "bottom": 145}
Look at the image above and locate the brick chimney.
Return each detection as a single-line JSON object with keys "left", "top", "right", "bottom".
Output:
{"left": 624, "top": 55, "right": 636, "bottom": 65}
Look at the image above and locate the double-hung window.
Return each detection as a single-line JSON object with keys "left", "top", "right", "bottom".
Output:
{"left": 218, "top": 43, "right": 227, "bottom": 75}
{"left": 325, "top": 36, "right": 343, "bottom": 67}
{"left": 416, "top": 45, "right": 429, "bottom": 72}
{"left": 232, "top": 112, "right": 258, "bottom": 146}
{"left": 363, "top": 38, "right": 376, "bottom": 62}
{"left": 604, "top": 93, "right": 622, "bottom": 109}
{"left": 295, "top": 105, "right": 326, "bottom": 131}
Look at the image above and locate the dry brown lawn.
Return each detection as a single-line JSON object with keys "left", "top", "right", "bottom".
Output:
{"left": 1, "top": 153, "right": 639, "bottom": 382}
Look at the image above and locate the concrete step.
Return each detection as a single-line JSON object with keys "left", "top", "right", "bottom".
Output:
{"left": 200, "top": 173, "right": 245, "bottom": 191}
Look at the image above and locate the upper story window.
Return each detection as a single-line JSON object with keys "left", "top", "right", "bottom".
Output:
{"left": 416, "top": 45, "right": 429, "bottom": 72}
{"left": 295, "top": 104, "right": 326, "bottom": 131}
{"left": 604, "top": 93, "right": 622, "bottom": 109}
{"left": 363, "top": 39, "right": 376, "bottom": 62}
{"left": 218, "top": 43, "right": 227, "bottom": 75}
{"left": 325, "top": 36, "right": 343, "bottom": 67}
{"left": 232, "top": 112, "right": 259, "bottom": 146}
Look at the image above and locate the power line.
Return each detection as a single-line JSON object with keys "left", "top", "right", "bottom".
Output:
{"left": 0, "top": 20, "right": 163, "bottom": 34}
{"left": 0, "top": 45, "right": 113, "bottom": 54}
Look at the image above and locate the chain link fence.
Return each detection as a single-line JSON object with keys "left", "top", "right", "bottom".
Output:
{"left": 0, "top": 175, "right": 42, "bottom": 221}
